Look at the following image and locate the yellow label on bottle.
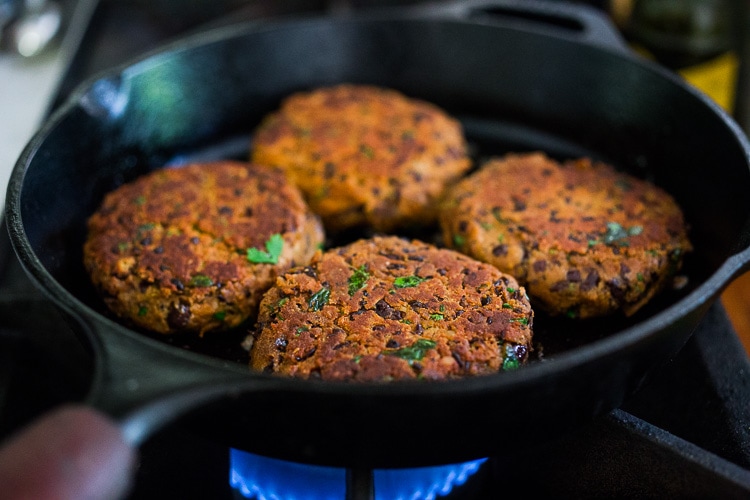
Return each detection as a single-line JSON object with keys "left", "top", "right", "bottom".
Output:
{"left": 678, "top": 51, "right": 739, "bottom": 112}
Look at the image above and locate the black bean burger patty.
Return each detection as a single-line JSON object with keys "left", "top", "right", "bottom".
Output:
{"left": 248, "top": 235, "right": 533, "bottom": 382}
{"left": 83, "top": 161, "right": 325, "bottom": 335}
{"left": 251, "top": 84, "right": 472, "bottom": 233}
{"left": 438, "top": 152, "right": 692, "bottom": 319}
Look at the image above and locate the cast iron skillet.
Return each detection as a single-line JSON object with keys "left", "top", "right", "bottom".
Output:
{"left": 6, "top": 0, "right": 750, "bottom": 468}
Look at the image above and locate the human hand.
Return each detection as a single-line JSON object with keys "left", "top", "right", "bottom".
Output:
{"left": 0, "top": 405, "right": 137, "bottom": 499}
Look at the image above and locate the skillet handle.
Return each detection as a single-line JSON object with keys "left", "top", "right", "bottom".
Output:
{"left": 82, "top": 317, "right": 270, "bottom": 447}
{"left": 415, "top": 0, "right": 630, "bottom": 54}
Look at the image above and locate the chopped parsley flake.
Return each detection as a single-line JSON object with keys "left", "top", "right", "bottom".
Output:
{"left": 360, "top": 143, "right": 375, "bottom": 159}
{"left": 267, "top": 297, "right": 288, "bottom": 317}
{"left": 308, "top": 287, "right": 330, "bottom": 311}
{"left": 213, "top": 311, "right": 226, "bottom": 321}
{"left": 189, "top": 274, "right": 214, "bottom": 287}
{"left": 137, "top": 306, "right": 148, "bottom": 316}
{"left": 394, "top": 275, "right": 427, "bottom": 288}
{"left": 594, "top": 222, "right": 643, "bottom": 246}
{"left": 502, "top": 344, "right": 520, "bottom": 371}
{"left": 429, "top": 313, "right": 444, "bottom": 321}
{"left": 348, "top": 265, "right": 370, "bottom": 296}
{"left": 385, "top": 338, "right": 437, "bottom": 362}
{"left": 453, "top": 234, "right": 465, "bottom": 247}
{"left": 247, "top": 234, "right": 284, "bottom": 264}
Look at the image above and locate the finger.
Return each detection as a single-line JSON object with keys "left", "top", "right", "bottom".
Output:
{"left": 0, "top": 405, "right": 137, "bottom": 500}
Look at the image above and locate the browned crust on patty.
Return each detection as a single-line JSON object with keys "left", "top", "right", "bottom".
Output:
{"left": 251, "top": 84, "right": 472, "bottom": 232}
{"left": 83, "top": 161, "right": 325, "bottom": 335}
{"left": 249, "top": 235, "right": 533, "bottom": 382}
{"left": 438, "top": 152, "right": 692, "bottom": 319}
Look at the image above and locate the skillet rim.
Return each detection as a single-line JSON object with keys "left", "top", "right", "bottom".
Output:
{"left": 6, "top": 11, "right": 750, "bottom": 400}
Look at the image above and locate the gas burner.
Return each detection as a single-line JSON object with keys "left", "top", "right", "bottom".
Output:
{"left": 230, "top": 450, "right": 486, "bottom": 499}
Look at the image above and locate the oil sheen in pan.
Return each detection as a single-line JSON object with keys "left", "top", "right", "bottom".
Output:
{"left": 125, "top": 113, "right": 693, "bottom": 367}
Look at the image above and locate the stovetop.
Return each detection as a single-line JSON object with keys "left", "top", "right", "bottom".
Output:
{"left": 2, "top": 0, "right": 750, "bottom": 497}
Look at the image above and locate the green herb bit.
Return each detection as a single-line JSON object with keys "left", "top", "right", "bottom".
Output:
{"left": 189, "top": 274, "right": 214, "bottom": 287}
{"left": 506, "top": 287, "right": 516, "bottom": 293}
{"left": 385, "top": 338, "right": 437, "bottom": 362}
{"left": 615, "top": 179, "right": 633, "bottom": 191}
{"left": 247, "top": 233, "right": 284, "bottom": 264}
{"left": 137, "top": 306, "right": 148, "bottom": 316}
{"left": 429, "top": 313, "right": 444, "bottom": 321}
{"left": 213, "top": 311, "right": 226, "bottom": 321}
{"left": 453, "top": 234, "right": 466, "bottom": 247}
{"left": 501, "top": 344, "right": 520, "bottom": 371}
{"left": 134, "top": 195, "right": 146, "bottom": 206}
{"left": 360, "top": 143, "right": 375, "bottom": 159}
{"left": 348, "top": 265, "right": 370, "bottom": 296}
{"left": 308, "top": 287, "right": 330, "bottom": 311}
{"left": 491, "top": 206, "right": 506, "bottom": 223}
{"left": 602, "top": 222, "right": 642, "bottom": 246}
{"left": 603, "top": 222, "right": 627, "bottom": 244}
{"left": 509, "top": 316, "right": 529, "bottom": 325}
{"left": 267, "top": 297, "right": 288, "bottom": 318}
{"left": 394, "top": 275, "right": 427, "bottom": 288}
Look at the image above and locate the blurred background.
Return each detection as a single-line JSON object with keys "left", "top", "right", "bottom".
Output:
{"left": 1, "top": 0, "right": 749, "bottom": 353}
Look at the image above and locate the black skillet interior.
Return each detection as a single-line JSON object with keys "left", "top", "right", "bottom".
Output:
{"left": 9, "top": 9, "right": 750, "bottom": 467}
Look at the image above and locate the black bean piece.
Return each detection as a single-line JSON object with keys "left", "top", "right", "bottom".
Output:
{"left": 606, "top": 278, "right": 626, "bottom": 301}
{"left": 295, "top": 347, "right": 317, "bottom": 362}
{"left": 167, "top": 301, "right": 191, "bottom": 330}
{"left": 275, "top": 338, "right": 288, "bottom": 352}
{"left": 620, "top": 263, "right": 630, "bottom": 278}
{"left": 533, "top": 260, "right": 547, "bottom": 272}
{"left": 375, "top": 299, "right": 403, "bottom": 320}
{"left": 566, "top": 269, "right": 581, "bottom": 282}
{"left": 492, "top": 244, "right": 508, "bottom": 257}
{"left": 581, "top": 270, "right": 600, "bottom": 292}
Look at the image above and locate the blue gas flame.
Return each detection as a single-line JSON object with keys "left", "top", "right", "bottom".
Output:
{"left": 230, "top": 449, "right": 487, "bottom": 500}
